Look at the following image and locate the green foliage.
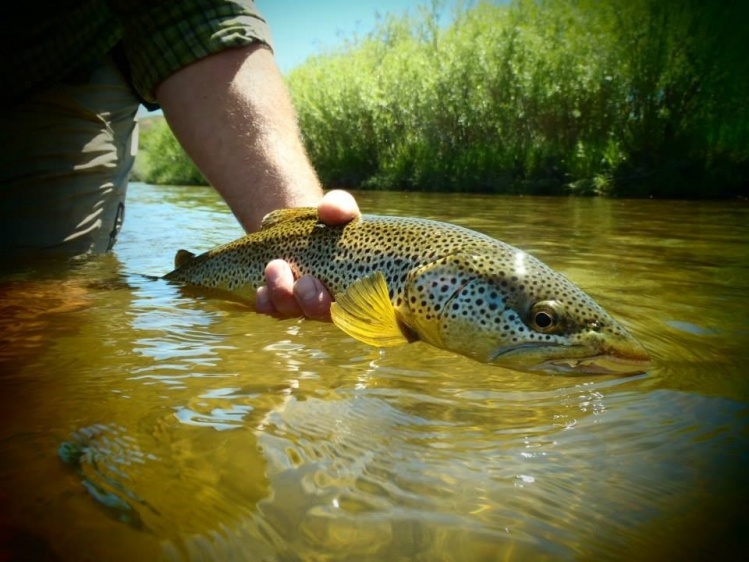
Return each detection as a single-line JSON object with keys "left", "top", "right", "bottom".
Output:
{"left": 287, "top": 0, "right": 748, "bottom": 197}
{"left": 137, "top": 118, "right": 206, "bottom": 186}
{"left": 137, "top": 0, "right": 748, "bottom": 197}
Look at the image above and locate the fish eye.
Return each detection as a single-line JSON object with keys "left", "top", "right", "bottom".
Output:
{"left": 535, "top": 310, "right": 554, "bottom": 329}
{"left": 530, "top": 301, "right": 564, "bottom": 333}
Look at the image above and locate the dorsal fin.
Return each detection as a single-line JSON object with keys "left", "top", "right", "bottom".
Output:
{"left": 174, "top": 249, "right": 196, "bottom": 269}
{"left": 260, "top": 207, "right": 318, "bottom": 230}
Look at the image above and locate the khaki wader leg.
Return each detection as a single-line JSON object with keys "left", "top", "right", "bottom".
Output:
{"left": 0, "top": 56, "right": 140, "bottom": 255}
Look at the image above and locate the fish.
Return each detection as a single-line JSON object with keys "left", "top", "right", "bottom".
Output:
{"left": 164, "top": 208, "right": 650, "bottom": 375}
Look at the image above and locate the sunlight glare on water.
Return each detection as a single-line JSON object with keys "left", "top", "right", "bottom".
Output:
{"left": 0, "top": 183, "right": 747, "bottom": 561}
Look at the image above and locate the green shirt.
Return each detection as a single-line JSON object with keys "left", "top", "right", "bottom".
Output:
{"left": 1, "top": 0, "right": 273, "bottom": 106}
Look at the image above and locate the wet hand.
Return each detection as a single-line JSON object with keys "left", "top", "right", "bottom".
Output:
{"left": 255, "top": 190, "right": 360, "bottom": 321}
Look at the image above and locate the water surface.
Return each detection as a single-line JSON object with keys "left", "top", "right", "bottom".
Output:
{"left": 1, "top": 184, "right": 747, "bottom": 561}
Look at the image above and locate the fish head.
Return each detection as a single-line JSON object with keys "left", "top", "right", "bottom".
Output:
{"left": 401, "top": 250, "right": 650, "bottom": 375}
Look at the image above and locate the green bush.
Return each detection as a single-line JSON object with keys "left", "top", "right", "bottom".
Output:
{"left": 137, "top": 118, "right": 206, "bottom": 186}
{"left": 137, "top": 0, "right": 748, "bottom": 198}
{"left": 287, "top": 0, "right": 748, "bottom": 197}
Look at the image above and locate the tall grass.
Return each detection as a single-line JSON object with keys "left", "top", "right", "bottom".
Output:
{"left": 137, "top": 118, "right": 205, "bottom": 186}
{"left": 139, "top": 0, "right": 748, "bottom": 197}
{"left": 287, "top": 0, "right": 748, "bottom": 197}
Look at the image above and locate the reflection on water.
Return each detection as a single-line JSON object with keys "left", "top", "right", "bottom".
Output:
{"left": 0, "top": 184, "right": 747, "bottom": 561}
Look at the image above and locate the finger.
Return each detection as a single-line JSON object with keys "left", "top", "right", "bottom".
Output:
{"left": 254, "top": 285, "right": 275, "bottom": 315}
{"left": 263, "top": 259, "right": 303, "bottom": 317}
{"left": 293, "top": 275, "right": 334, "bottom": 321}
{"left": 317, "top": 190, "right": 360, "bottom": 225}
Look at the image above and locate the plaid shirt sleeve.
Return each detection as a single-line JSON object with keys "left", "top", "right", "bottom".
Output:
{"left": 112, "top": 0, "right": 274, "bottom": 104}
{"left": 1, "top": 2, "right": 122, "bottom": 105}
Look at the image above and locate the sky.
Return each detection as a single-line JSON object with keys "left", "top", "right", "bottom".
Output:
{"left": 255, "top": 0, "right": 459, "bottom": 74}
{"left": 137, "top": 1, "right": 461, "bottom": 116}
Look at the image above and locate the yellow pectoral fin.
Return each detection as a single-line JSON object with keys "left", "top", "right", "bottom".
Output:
{"left": 330, "top": 272, "right": 414, "bottom": 348}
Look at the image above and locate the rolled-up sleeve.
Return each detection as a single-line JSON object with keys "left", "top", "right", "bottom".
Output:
{"left": 111, "top": 0, "right": 273, "bottom": 103}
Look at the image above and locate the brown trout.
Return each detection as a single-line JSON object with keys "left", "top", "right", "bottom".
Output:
{"left": 164, "top": 208, "right": 649, "bottom": 375}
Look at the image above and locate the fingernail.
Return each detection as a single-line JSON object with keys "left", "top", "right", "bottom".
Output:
{"left": 255, "top": 286, "right": 270, "bottom": 310}
{"left": 296, "top": 276, "right": 319, "bottom": 303}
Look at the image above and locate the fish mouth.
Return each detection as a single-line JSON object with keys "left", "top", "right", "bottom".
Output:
{"left": 490, "top": 344, "right": 650, "bottom": 376}
{"left": 542, "top": 354, "right": 650, "bottom": 376}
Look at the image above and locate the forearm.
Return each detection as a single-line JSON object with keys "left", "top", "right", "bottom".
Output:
{"left": 154, "top": 43, "right": 323, "bottom": 232}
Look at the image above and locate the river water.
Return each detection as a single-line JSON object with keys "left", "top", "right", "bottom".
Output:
{"left": 0, "top": 183, "right": 747, "bottom": 561}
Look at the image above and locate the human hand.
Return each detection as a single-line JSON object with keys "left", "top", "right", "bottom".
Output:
{"left": 254, "top": 190, "right": 360, "bottom": 321}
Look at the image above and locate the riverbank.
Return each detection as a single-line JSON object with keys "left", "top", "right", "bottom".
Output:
{"left": 136, "top": 0, "right": 748, "bottom": 198}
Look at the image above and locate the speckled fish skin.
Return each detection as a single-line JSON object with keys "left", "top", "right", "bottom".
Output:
{"left": 164, "top": 208, "right": 650, "bottom": 375}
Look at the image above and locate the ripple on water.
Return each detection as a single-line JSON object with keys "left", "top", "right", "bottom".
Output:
{"left": 3, "top": 189, "right": 748, "bottom": 561}
{"left": 240, "top": 384, "right": 749, "bottom": 560}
